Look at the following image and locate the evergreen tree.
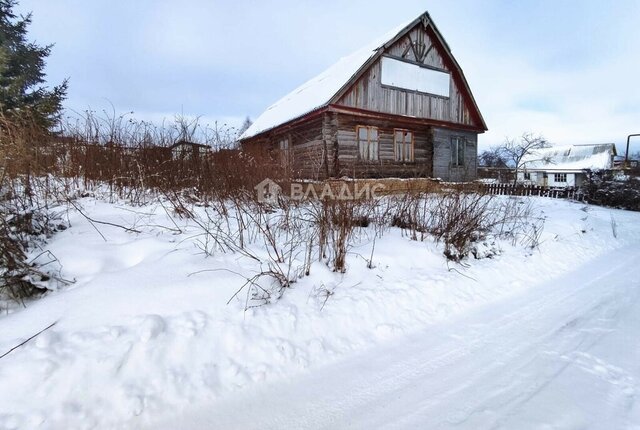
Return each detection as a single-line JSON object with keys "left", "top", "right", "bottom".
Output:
{"left": 0, "top": 0, "right": 67, "bottom": 128}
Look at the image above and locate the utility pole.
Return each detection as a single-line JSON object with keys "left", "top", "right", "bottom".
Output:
{"left": 626, "top": 134, "right": 640, "bottom": 168}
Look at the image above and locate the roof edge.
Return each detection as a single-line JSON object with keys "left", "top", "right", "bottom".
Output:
{"left": 239, "top": 106, "right": 330, "bottom": 142}
{"left": 329, "top": 11, "right": 487, "bottom": 132}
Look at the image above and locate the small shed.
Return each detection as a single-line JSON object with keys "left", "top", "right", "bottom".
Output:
{"left": 170, "top": 140, "right": 211, "bottom": 160}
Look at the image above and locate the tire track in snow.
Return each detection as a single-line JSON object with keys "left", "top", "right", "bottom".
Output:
{"left": 146, "top": 244, "right": 640, "bottom": 430}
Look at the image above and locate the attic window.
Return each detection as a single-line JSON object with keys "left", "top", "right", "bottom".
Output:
{"left": 381, "top": 56, "right": 450, "bottom": 97}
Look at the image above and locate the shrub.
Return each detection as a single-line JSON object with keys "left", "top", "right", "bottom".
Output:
{"left": 383, "top": 191, "right": 543, "bottom": 261}
{"left": 582, "top": 170, "right": 640, "bottom": 211}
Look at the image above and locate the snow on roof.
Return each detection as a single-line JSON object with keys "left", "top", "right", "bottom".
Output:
{"left": 522, "top": 144, "right": 616, "bottom": 171}
{"left": 240, "top": 17, "right": 418, "bottom": 140}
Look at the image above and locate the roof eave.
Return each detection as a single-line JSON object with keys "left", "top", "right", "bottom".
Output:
{"left": 327, "top": 104, "right": 486, "bottom": 133}
{"left": 239, "top": 105, "right": 330, "bottom": 142}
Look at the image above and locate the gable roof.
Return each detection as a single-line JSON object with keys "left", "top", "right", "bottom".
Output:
{"left": 522, "top": 144, "right": 617, "bottom": 171}
{"left": 170, "top": 140, "right": 211, "bottom": 149}
{"left": 240, "top": 12, "right": 486, "bottom": 140}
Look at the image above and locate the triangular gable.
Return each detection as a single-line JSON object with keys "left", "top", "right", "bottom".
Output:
{"left": 241, "top": 12, "right": 486, "bottom": 140}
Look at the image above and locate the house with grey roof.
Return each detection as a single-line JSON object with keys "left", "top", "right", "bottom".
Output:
{"left": 516, "top": 143, "right": 617, "bottom": 188}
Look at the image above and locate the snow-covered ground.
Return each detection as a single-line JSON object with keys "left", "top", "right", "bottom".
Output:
{"left": 0, "top": 196, "right": 639, "bottom": 429}
{"left": 152, "top": 244, "right": 640, "bottom": 430}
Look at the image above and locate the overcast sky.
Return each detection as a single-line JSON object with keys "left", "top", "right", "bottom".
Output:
{"left": 17, "top": 0, "right": 640, "bottom": 153}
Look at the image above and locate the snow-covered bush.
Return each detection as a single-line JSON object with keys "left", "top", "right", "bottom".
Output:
{"left": 380, "top": 191, "right": 543, "bottom": 261}
{"left": 582, "top": 170, "right": 640, "bottom": 212}
{"left": 0, "top": 107, "right": 546, "bottom": 307}
{"left": 0, "top": 120, "right": 70, "bottom": 304}
{"left": 0, "top": 202, "right": 66, "bottom": 302}
{"left": 1, "top": 180, "right": 76, "bottom": 306}
{"left": 305, "top": 198, "right": 376, "bottom": 273}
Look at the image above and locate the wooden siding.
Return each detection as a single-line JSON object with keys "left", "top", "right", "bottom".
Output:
{"left": 288, "top": 115, "right": 326, "bottom": 179}
{"left": 335, "top": 23, "right": 474, "bottom": 127}
{"left": 432, "top": 127, "right": 477, "bottom": 181}
{"left": 242, "top": 112, "right": 478, "bottom": 181}
{"left": 240, "top": 13, "right": 484, "bottom": 181}
{"left": 333, "top": 112, "right": 434, "bottom": 178}
{"left": 245, "top": 114, "right": 328, "bottom": 180}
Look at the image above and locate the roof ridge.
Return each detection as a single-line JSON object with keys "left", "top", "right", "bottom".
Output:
{"left": 240, "top": 10, "right": 486, "bottom": 140}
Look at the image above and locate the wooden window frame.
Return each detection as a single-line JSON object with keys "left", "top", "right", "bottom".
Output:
{"left": 524, "top": 172, "right": 531, "bottom": 181}
{"left": 277, "top": 136, "right": 292, "bottom": 164}
{"left": 356, "top": 125, "right": 379, "bottom": 162}
{"left": 451, "top": 136, "right": 465, "bottom": 167}
{"left": 554, "top": 173, "right": 567, "bottom": 183}
{"left": 394, "top": 128, "right": 414, "bottom": 162}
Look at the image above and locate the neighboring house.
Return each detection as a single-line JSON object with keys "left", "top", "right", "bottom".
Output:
{"left": 516, "top": 144, "right": 617, "bottom": 188}
{"left": 239, "top": 11, "right": 487, "bottom": 181}
{"left": 170, "top": 140, "right": 211, "bottom": 160}
{"left": 613, "top": 155, "right": 639, "bottom": 169}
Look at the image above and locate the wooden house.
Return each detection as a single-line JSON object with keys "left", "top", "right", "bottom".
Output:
{"left": 516, "top": 143, "right": 617, "bottom": 188}
{"left": 170, "top": 140, "right": 212, "bottom": 160}
{"left": 239, "top": 11, "right": 487, "bottom": 181}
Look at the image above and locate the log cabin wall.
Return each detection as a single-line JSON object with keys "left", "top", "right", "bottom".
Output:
{"left": 244, "top": 114, "right": 330, "bottom": 180}
{"left": 240, "top": 13, "right": 486, "bottom": 182}
{"left": 287, "top": 114, "right": 327, "bottom": 179}
{"left": 332, "top": 112, "right": 434, "bottom": 179}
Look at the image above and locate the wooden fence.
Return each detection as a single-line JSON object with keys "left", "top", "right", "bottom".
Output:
{"left": 481, "top": 183, "right": 585, "bottom": 200}
{"left": 295, "top": 179, "right": 585, "bottom": 202}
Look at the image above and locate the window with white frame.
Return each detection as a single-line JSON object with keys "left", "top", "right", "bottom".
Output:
{"left": 451, "top": 137, "right": 465, "bottom": 167}
{"left": 524, "top": 172, "right": 531, "bottom": 180}
{"left": 554, "top": 173, "right": 567, "bottom": 183}
{"left": 394, "top": 129, "right": 414, "bottom": 162}
{"left": 357, "top": 126, "right": 379, "bottom": 161}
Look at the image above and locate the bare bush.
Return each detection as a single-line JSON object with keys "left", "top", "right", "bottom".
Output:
{"left": 582, "top": 170, "right": 640, "bottom": 212}
{"left": 0, "top": 114, "right": 72, "bottom": 302}
{"left": 381, "top": 190, "right": 544, "bottom": 262}
{"left": 1, "top": 102, "right": 548, "bottom": 309}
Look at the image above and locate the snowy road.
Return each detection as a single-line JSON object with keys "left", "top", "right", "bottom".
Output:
{"left": 150, "top": 244, "right": 640, "bottom": 430}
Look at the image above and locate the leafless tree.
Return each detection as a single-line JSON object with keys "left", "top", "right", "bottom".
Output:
{"left": 497, "top": 133, "right": 551, "bottom": 184}
{"left": 174, "top": 113, "right": 201, "bottom": 143}
{"left": 203, "top": 121, "right": 239, "bottom": 150}
{"left": 478, "top": 147, "right": 508, "bottom": 168}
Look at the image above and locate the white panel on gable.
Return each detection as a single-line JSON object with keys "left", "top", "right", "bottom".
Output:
{"left": 381, "top": 57, "right": 450, "bottom": 97}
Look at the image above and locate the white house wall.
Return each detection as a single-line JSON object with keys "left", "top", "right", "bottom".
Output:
{"left": 517, "top": 171, "right": 578, "bottom": 187}
{"left": 516, "top": 171, "right": 541, "bottom": 185}
{"left": 547, "top": 172, "right": 575, "bottom": 187}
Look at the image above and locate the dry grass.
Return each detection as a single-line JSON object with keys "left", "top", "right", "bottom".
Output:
{"left": 0, "top": 108, "right": 543, "bottom": 307}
